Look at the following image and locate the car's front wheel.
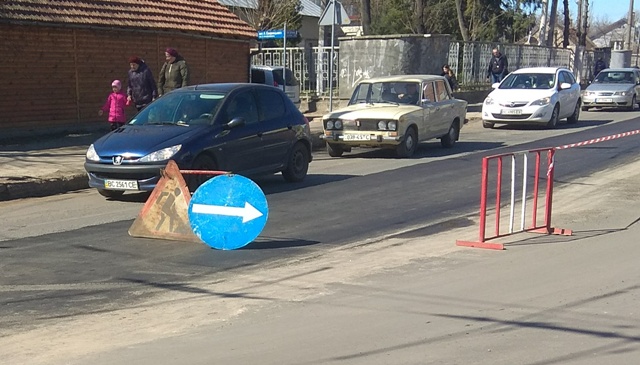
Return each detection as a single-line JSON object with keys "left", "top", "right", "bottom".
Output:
{"left": 441, "top": 121, "right": 460, "bottom": 148}
{"left": 567, "top": 101, "right": 580, "bottom": 124}
{"left": 282, "top": 142, "right": 310, "bottom": 182}
{"left": 396, "top": 127, "right": 417, "bottom": 158}
{"left": 546, "top": 104, "right": 560, "bottom": 129}
{"left": 187, "top": 154, "right": 217, "bottom": 192}
{"left": 581, "top": 105, "right": 590, "bottom": 112}
{"left": 482, "top": 121, "right": 495, "bottom": 129}
{"left": 627, "top": 95, "right": 637, "bottom": 111}
{"left": 327, "top": 143, "right": 344, "bottom": 157}
{"left": 98, "top": 189, "right": 124, "bottom": 199}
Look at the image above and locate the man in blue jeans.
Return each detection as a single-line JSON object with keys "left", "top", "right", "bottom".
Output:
{"left": 487, "top": 48, "right": 509, "bottom": 84}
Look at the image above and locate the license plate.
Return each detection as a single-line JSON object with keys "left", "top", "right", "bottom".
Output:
{"left": 104, "top": 179, "right": 139, "bottom": 190}
{"left": 596, "top": 98, "right": 613, "bottom": 103}
{"left": 501, "top": 109, "right": 522, "bottom": 115}
{"left": 343, "top": 134, "right": 371, "bottom": 141}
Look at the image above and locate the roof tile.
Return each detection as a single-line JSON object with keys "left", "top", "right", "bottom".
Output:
{"left": 0, "top": 0, "right": 257, "bottom": 39}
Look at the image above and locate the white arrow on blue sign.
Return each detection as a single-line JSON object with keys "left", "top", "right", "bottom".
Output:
{"left": 188, "top": 174, "right": 268, "bottom": 250}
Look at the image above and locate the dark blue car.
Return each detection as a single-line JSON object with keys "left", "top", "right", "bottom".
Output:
{"left": 84, "top": 83, "right": 312, "bottom": 198}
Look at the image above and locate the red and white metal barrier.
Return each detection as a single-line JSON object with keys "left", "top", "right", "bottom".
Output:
{"left": 457, "top": 128, "right": 640, "bottom": 250}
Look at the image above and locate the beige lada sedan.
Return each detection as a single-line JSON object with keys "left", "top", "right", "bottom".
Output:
{"left": 321, "top": 75, "right": 468, "bottom": 158}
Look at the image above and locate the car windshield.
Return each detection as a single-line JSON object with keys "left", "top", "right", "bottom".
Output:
{"left": 130, "top": 92, "right": 225, "bottom": 126}
{"left": 593, "top": 71, "right": 635, "bottom": 84}
{"left": 349, "top": 81, "right": 420, "bottom": 105}
{"left": 499, "top": 73, "right": 556, "bottom": 90}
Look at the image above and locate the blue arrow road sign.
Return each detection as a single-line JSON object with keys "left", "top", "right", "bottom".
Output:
{"left": 257, "top": 29, "right": 299, "bottom": 40}
{"left": 188, "top": 175, "right": 268, "bottom": 250}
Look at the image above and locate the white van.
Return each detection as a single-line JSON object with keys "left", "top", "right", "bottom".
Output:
{"left": 251, "top": 66, "right": 300, "bottom": 103}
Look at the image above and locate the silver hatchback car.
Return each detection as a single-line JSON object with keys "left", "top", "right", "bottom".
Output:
{"left": 582, "top": 68, "right": 640, "bottom": 111}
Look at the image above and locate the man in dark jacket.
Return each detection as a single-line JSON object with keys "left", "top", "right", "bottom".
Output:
{"left": 158, "top": 48, "right": 190, "bottom": 96}
{"left": 486, "top": 48, "right": 508, "bottom": 84}
{"left": 127, "top": 56, "right": 158, "bottom": 111}
{"left": 594, "top": 57, "right": 607, "bottom": 79}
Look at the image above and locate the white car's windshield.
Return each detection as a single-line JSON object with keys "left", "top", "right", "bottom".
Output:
{"left": 349, "top": 82, "right": 420, "bottom": 105}
{"left": 593, "top": 71, "right": 635, "bottom": 84}
{"left": 499, "top": 73, "right": 556, "bottom": 90}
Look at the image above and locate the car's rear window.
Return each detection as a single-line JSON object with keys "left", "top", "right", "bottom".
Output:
{"left": 273, "top": 68, "right": 299, "bottom": 86}
{"left": 130, "top": 92, "right": 225, "bottom": 126}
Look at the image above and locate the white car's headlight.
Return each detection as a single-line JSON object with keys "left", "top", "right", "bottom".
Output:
{"left": 139, "top": 145, "right": 181, "bottom": 163}
{"left": 387, "top": 121, "right": 397, "bottom": 131}
{"left": 530, "top": 97, "right": 551, "bottom": 106}
{"left": 326, "top": 120, "right": 334, "bottom": 129}
{"left": 484, "top": 97, "right": 494, "bottom": 105}
{"left": 378, "top": 120, "right": 388, "bottom": 130}
{"left": 613, "top": 91, "right": 629, "bottom": 96}
{"left": 334, "top": 120, "right": 343, "bottom": 129}
{"left": 86, "top": 144, "right": 100, "bottom": 161}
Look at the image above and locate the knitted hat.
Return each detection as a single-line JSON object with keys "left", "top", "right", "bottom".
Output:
{"left": 165, "top": 48, "right": 179, "bottom": 57}
{"left": 128, "top": 56, "right": 142, "bottom": 65}
{"left": 111, "top": 80, "right": 122, "bottom": 88}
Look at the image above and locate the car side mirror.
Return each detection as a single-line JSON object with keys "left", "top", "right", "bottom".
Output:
{"left": 226, "top": 117, "right": 245, "bottom": 129}
{"left": 560, "top": 82, "right": 572, "bottom": 90}
{"left": 491, "top": 82, "right": 500, "bottom": 89}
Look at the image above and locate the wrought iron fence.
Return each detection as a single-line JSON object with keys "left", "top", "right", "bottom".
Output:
{"left": 252, "top": 41, "right": 581, "bottom": 97}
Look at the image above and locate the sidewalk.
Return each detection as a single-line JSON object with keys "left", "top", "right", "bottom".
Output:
{"left": 0, "top": 109, "right": 482, "bottom": 202}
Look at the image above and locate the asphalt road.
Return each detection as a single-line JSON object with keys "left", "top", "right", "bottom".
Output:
{"left": 1, "top": 110, "right": 640, "bottom": 363}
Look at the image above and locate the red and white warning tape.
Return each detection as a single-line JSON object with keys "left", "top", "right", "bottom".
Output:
{"left": 554, "top": 129, "right": 640, "bottom": 150}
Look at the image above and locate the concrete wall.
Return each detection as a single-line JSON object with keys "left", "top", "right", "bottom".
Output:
{"left": 337, "top": 34, "right": 452, "bottom": 97}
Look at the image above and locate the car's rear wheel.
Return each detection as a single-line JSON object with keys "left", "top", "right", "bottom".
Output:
{"left": 581, "top": 106, "right": 590, "bottom": 112}
{"left": 327, "top": 143, "right": 344, "bottom": 157}
{"left": 440, "top": 121, "right": 460, "bottom": 148}
{"left": 396, "top": 127, "right": 417, "bottom": 158}
{"left": 546, "top": 105, "right": 560, "bottom": 129}
{"left": 482, "top": 121, "right": 495, "bottom": 129}
{"left": 567, "top": 101, "right": 580, "bottom": 124}
{"left": 188, "top": 154, "right": 217, "bottom": 192}
{"left": 98, "top": 189, "right": 124, "bottom": 199}
{"left": 282, "top": 142, "right": 310, "bottom": 182}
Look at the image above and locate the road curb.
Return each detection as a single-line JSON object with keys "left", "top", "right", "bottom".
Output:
{"left": 0, "top": 174, "right": 88, "bottom": 202}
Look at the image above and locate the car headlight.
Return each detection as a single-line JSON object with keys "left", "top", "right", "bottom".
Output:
{"left": 484, "top": 97, "right": 494, "bottom": 105}
{"left": 378, "top": 120, "right": 388, "bottom": 130}
{"left": 583, "top": 91, "right": 595, "bottom": 96}
{"left": 387, "top": 121, "right": 397, "bottom": 131}
{"left": 326, "top": 120, "right": 334, "bottom": 129}
{"left": 86, "top": 144, "right": 100, "bottom": 161}
{"left": 613, "top": 91, "right": 629, "bottom": 96}
{"left": 334, "top": 120, "right": 343, "bottom": 129}
{"left": 530, "top": 97, "right": 551, "bottom": 106}
{"left": 138, "top": 145, "right": 181, "bottom": 163}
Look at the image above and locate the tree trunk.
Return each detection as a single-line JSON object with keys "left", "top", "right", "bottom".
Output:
{"left": 454, "top": 0, "right": 470, "bottom": 41}
{"left": 562, "top": 0, "right": 570, "bottom": 48}
{"left": 360, "top": 0, "right": 372, "bottom": 35}
{"left": 576, "top": 0, "right": 583, "bottom": 46}
{"left": 415, "top": 0, "right": 425, "bottom": 34}
{"left": 546, "top": 0, "right": 558, "bottom": 47}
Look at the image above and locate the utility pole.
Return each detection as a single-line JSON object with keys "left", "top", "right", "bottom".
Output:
{"left": 581, "top": 0, "right": 589, "bottom": 46}
{"left": 539, "top": 0, "right": 549, "bottom": 46}
{"left": 576, "top": 0, "right": 583, "bottom": 46}
{"left": 627, "top": 0, "right": 635, "bottom": 50}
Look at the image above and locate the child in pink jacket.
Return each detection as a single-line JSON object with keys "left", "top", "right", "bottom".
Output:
{"left": 99, "top": 80, "right": 128, "bottom": 130}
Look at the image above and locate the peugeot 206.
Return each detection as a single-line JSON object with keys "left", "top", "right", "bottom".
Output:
{"left": 84, "top": 83, "right": 312, "bottom": 199}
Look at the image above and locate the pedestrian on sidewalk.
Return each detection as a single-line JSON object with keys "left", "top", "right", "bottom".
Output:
{"left": 127, "top": 56, "right": 158, "bottom": 111}
{"left": 99, "top": 80, "right": 127, "bottom": 131}
{"left": 486, "top": 47, "right": 508, "bottom": 84}
{"left": 441, "top": 64, "right": 459, "bottom": 92}
{"left": 158, "top": 47, "right": 189, "bottom": 97}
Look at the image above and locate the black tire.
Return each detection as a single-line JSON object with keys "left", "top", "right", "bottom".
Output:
{"left": 395, "top": 127, "right": 418, "bottom": 158}
{"left": 98, "top": 189, "right": 124, "bottom": 199}
{"left": 282, "top": 142, "right": 310, "bottom": 182}
{"left": 567, "top": 101, "right": 580, "bottom": 124}
{"left": 581, "top": 106, "right": 589, "bottom": 112}
{"left": 187, "top": 154, "right": 217, "bottom": 192}
{"left": 441, "top": 121, "right": 460, "bottom": 148}
{"left": 627, "top": 95, "right": 637, "bottom": 111}
{"left": 482, "top": 121, "right": 495, "bottom": 129}
{"left": 327, "top": 143, "right": 344, "bottom": 157}
{"left": 546, "top": 105, "right": 559, "bottom": 129}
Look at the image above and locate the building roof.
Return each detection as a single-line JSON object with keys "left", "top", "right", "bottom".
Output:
{"left": 0, "top": 0, "right": 256, "bottom": 39}
{"left": 217, "top": 0, "right": 322, "bottom": 18}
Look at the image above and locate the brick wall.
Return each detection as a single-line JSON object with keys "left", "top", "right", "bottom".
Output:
{"left": 0, "top": 24, "right": 250, "bottom": 131}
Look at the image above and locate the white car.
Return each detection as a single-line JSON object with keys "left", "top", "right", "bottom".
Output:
{"left": 482, "top": 67, "right": 581, "bottom": 129}
{"left": 250, "top": 65, "right": 301, "bottom": 103}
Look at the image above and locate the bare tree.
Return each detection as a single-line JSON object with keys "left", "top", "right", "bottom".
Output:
{"left": 237, "top": 0, "right": 303, "bottom": 31}
{"left": 361, "top": 0, "right": 372, "bottom": 35}
{"left": 562, "top": 0, "right": 570, "bottom": 47}
{"left": 546, "top": 0, "right": 558, "bottom": 46}
{"left": 454, "top": 0, "right": 470, "bottom": 41}
{"left": 415, "top": 0, "right": 425, "bottom": 34}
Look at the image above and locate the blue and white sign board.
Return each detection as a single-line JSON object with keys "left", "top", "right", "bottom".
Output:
{"left": 257, "top": 29, "right": 299, "bottom": 40}
{"left": 188, "top": 175, "right": 268, "bottom": 250}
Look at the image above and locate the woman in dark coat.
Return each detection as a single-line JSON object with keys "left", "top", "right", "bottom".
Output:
{"left": 157, "top": 48, "right": 190, "bottom": 96}
{"left": 127, "top": 56, "right": 158, "bottom": 111}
